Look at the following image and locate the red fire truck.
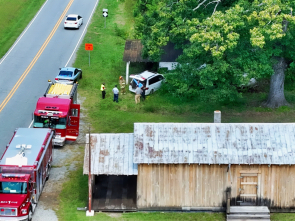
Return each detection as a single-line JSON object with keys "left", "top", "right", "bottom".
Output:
{"left": 0, "top": 128, "right": 53, "bottom": 221}
{"left": 33, "top": 82, "right": 80, "bottom": 146}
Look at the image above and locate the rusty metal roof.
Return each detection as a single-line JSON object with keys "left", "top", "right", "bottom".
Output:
{"left": 83, "top": 133, "right": 138, "bottom": 175}
{"left": 133, "top": 123, "right": 295, "bottom": 165}
{"left": 123, "top": 40, "right": 150, "bottom": 62}
{"left": 123, "top": 40, "right": 183, "bottom": 62}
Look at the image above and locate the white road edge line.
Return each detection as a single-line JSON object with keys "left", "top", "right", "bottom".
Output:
{"left": 29, "top": 120, "right": 34, "bottom": 128}
{"left": 0, "top": 0, "right": 49, "bottom": 65}
{"left": 29, "top": 0, "right": 99, "bottom": 128}
{"left": 65, "top": 0, "right": 99, "bottom": 66}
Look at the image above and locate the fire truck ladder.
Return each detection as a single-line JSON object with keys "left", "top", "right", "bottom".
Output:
{"left": 69, "top": 83, "right": 78, "bottom": 99}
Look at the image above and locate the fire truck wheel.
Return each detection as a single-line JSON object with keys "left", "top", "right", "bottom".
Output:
{"left": 28, "top": 207, "right": 33, "bottom": 221}
{"left": 46, "top": 166, "right": 50, "bottom": 181}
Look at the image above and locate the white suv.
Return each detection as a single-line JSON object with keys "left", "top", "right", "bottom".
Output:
{"left": 129, "top": 71, "right": 165, "bottom": 95}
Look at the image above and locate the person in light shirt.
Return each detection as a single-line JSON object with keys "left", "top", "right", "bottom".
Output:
{"left": 112, "top": 85, "right": 119, "bottom": 103}
{"left": 135, "top": 85, "right": 142, "bottom": 104}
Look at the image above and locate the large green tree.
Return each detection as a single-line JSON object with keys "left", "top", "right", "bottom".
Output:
{"left": 135, "top": 0, "right": 295, "bottom": 107}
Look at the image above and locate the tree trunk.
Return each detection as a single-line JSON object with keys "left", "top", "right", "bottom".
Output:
{"left": 264, "top": 57, "right": 289, "bottom": 108}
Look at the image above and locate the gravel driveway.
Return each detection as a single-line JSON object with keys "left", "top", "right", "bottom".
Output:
{"left": 33, "top": 96, "right": 87, "bottom": 221}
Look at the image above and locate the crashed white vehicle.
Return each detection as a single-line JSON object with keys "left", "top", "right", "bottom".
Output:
{"left": 129, "top": 71, "right": 165, "bottom": 95}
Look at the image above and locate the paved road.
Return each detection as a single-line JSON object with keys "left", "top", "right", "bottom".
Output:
{"left": 0, "top": 0, "right": 98, "bottom": 154}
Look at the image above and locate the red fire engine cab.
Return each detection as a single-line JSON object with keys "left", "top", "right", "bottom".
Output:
{"left": 0, "top": 128, "right": 53, "bottom": 221}
{"left": 33, "top": 82, "right": 80, "bottom": 146}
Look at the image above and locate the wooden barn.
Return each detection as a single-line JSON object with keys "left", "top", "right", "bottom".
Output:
{"left": 84, "top": 123, "right": 295, "bottom": 212}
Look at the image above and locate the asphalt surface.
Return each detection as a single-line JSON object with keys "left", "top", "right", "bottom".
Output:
{"left": 0, "top": 0, "right": 98, "bottom": 154}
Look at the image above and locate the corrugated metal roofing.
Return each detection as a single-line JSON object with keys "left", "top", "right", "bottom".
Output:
{"left": 123, "top": 40, "right": 183, "bottom": 62}
{"left": 133, "top": 123, "right": 295, "bottom": 165}
{"left": 83, "top": 133, "right": 138, "bottom": 175}
{"left": 123, "top": 40, "right": 150, "bottom": 62}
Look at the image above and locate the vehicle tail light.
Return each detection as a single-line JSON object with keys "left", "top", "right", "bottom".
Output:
{"left": 1, "top": 209, "right": 4, "bottom": 212}
{"left": 75, "top": 22, "right": 77, "bottom": 24}
{"left": 11, "top": 209, "right": 15, "bottom": 212}
{"left": 145, "top": 87, "right": 148, "bottom": 90}
{"left": 64, "top": 22, "right": 67, "bottom": 24}
{"left": 55, "top": 78, "right": 58, "bottom": 80}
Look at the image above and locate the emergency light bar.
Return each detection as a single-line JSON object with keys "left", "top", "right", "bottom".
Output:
{"left": 16, "top": 144, "right": 31, "bottom": 149}
{"left": 45, "top": 106, "right": 59, "bottom": 110}
{"left": 38, "top": 110, "right": 62, "bottom": 115}
{"left": 2, "top": 174, "right": 26, "bottom": 178}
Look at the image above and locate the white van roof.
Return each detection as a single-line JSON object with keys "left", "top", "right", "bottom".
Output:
{"left": 129, "top": 71, "right": 157, "bottom": 81}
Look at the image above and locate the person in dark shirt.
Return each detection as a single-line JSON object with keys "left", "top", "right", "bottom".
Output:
{"left": 141, "top": 85, "right": 146, "bottom": 101}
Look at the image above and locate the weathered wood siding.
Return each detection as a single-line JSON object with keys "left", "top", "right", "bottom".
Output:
{"left": 137, "top": 164, "right": 295, "bottom": 210}
{"left": 137, "top": 164, "right": 228, "bottom": 209}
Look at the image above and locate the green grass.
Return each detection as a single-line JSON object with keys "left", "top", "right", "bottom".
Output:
{"left": 0, "top": 0, "right": 46, "bottom": 58}
{"left": 73, "top": 0, "right": 295, "bottom": 133}
{"left": 271, "top": 213, "right": 295, "bottom": 221}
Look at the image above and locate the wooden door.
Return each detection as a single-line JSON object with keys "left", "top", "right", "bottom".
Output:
{"left": 239, "top": 173, "right": 258, "bottom": 206}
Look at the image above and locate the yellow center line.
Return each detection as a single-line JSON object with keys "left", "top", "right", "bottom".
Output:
{"left": 0, "top": 0, "right": 74, "bottom": 113}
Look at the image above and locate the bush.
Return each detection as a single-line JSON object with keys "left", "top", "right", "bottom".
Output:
{"left": 114, "top": 23, "right": 128, "bottom": 39}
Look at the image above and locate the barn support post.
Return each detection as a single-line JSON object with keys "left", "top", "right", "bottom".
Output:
{"left": 86, "top": 128, "right": 94, "bottom": 216}
{"left": 214, "top": 110, "right": 221, "bottom": 123}
{"left": 227, "top": 164, "right": 232, "bottom": 184}
{"left": 126, "top": 61, "right": 130, "bottom": 84}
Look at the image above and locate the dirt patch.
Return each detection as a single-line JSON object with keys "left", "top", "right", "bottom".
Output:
{"left": 106, "top": 212, "right": 123, "bottom": 218}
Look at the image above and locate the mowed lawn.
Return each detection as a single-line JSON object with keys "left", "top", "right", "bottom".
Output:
{"left": 0, "top": 0, "right": 46, "bottom": 58}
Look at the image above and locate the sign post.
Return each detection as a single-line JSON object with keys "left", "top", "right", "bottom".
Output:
{"left": 85, "top": 43, "right": 93, "bottom": 66}
{"left": 103, "top": 9, "right": 108, "bottom": 28}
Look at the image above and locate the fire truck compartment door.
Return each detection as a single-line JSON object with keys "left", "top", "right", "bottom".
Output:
{"left": 66, "top": 103, "right": 80, "bottom": 141}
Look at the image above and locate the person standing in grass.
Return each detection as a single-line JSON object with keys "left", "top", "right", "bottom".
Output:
{"left": 135, "top": 85, "right": 142, "bottom": 104}
{"left": 101, "top": 83, "right": 106, "bottom": 99}
{"left": 141, "top": 84, "right": 146, "bottom": 101}
{"left": 112, "top": 85, "right": 119, "bottom": 103}
{"left": 119, "top": 76, "right": 126, "bottom": 95}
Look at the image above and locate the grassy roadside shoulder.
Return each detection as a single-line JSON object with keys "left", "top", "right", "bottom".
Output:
{"left": 57, "top": 0, "right": 295, "bottom": 220}
{"left": 0, "top": 0, "right": 46, "bottom": 58}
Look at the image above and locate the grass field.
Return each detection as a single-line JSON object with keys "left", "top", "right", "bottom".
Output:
{"left": 0, "top": 0, "right": 46, "bottom": 58}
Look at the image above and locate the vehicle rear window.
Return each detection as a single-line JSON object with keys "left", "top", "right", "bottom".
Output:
{"left": 59, "top": 71, "right": 73, "bottom": 77}
{"left": 66, "top": 17, "right": 76, "bottom": 21}
{"left": 130, "top": 78, "right": 146, "bottom": 89}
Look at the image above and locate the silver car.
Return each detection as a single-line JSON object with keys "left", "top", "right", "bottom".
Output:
{"left": 55, "top": 67, "right": 82, "bottom": 84}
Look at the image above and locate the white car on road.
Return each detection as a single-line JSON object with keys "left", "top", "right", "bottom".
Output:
{"left": 64, "top": 14, "right": 83, "bottom": 29}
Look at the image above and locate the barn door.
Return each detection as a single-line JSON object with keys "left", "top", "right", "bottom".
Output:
{"left": 239, "top": 173, "right": 258, "bottom": 206}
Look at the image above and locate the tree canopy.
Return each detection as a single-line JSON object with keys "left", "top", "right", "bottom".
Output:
{"left": 134, "top": 0, "right": 295, "bottom": 107}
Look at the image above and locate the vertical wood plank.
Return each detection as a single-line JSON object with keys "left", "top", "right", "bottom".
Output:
{"left": 159, "top": 165, "right": 164, "bottom": 207}
{"left": 164, "top": 164, "right": 170, "bottom": 206}
{"left": 153, "top": 164, "right": 160, "bottom": 207}
{"left": 137, "top": 165, "right": 142, "bottom": 208}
